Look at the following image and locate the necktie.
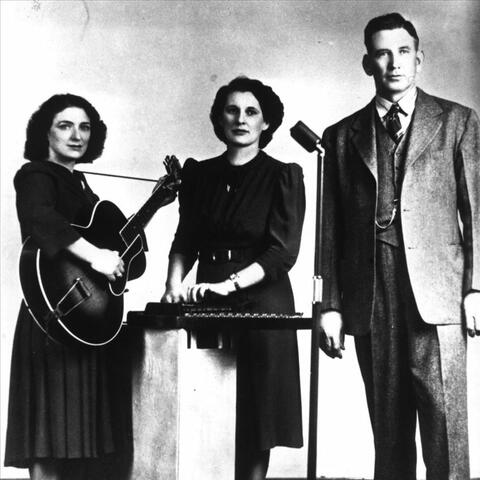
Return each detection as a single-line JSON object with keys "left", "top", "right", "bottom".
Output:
{"left": 385, "top": 103, "right": 404, "bottom": 143}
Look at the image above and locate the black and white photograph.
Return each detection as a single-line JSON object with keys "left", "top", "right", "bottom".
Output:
{"left": 1, "top": 1, "right": 479, "bottom": 479}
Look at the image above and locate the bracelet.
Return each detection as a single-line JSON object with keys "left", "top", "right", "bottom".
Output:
{"left": 229, "top": 273, "right": 241, "bottom": 291}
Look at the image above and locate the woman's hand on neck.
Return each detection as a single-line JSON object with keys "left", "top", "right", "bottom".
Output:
{"left": 226, "top": 143, "right": 260, "bottom": 166}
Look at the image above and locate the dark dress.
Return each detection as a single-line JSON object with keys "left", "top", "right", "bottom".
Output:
{"left": 170, "top": 151, "right": 305, "bottom": 450}
{"left": 5, "top": 161, "right": 131, "bottom": 469}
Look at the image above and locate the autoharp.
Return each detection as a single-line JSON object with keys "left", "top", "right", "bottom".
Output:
{"left": 127, "top": 302, "right": 312, "bottom": 331}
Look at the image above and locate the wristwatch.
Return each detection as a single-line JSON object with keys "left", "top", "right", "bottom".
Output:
{"left": 229, "top": 272, "right": 241, "bottom": 291}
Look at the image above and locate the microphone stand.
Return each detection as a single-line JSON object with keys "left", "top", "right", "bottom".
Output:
{"left": 290, "top": 120, "right": 326, "bottom": 479}
{"left": 307, "top": 142, "right": 325, "bottom": 480}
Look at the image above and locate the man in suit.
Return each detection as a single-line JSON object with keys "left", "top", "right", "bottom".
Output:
{"left": 319, "top": 12, "right": 479, "bottom": 480}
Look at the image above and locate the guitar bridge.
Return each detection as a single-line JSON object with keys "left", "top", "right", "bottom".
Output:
{"left": 52, "top": 277, "right": 92, "bottom": 319}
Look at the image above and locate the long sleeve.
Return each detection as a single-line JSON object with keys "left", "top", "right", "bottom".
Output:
{"left": 14, "top": 169, "right": 81, "bottom": 257}
{"left": 321, "top": 126, "right": 343, "bottom": 311}
{"left": 255, "top": 163, "right": 306, "bottom": 281}
{"left": 169, "top": 157, "right": 200, "bottom": 266}
{"left": 456, "top": 108, "right": 480, "bottom": 292}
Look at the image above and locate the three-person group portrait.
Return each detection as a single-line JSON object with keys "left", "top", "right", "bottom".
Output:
{"left": 2, "top": 5, "right": 479, "bottom": 480}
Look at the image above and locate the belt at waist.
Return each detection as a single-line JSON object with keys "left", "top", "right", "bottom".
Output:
{"left": 199, "top": 247, "right": 260, "bottom": 264}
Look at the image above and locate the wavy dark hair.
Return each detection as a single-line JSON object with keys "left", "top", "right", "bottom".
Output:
{"left": 210, "top": 77, "right": 284, "bottom": 149}
{"left": 364, "top": 13, "right": 419, "bottom": 52}
{"left": 24, "top": 93, "right": 107, "bottom": 163}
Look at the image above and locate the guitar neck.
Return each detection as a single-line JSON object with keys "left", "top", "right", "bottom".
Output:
{"left": 120, "top": 156, "right": 181, "bottom": 245}
{"left": 135, "top": 194, "right": 163, "bottom": 230}
{"left": 121, "top": 180, "right": 176, "bottom": 243}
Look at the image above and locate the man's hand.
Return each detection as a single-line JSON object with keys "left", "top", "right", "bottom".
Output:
{"left": 319, "top": 310, "right": 345, "bottom": 358}
{"left": 464, "top": 291, "right": 480, "bottom": 337}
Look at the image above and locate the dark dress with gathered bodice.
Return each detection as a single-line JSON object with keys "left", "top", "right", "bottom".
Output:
{"left": 170, "top": 151, "right": 305, "bottom": 450}
{"left": 4, "top": 161, "right": 131, "bottom": 469}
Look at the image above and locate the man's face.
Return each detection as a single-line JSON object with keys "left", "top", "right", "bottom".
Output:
{"left": 363, "top": 27, "right": 423, "bottom": 101}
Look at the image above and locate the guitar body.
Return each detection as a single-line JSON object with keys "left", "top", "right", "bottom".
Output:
{"left": 20, "top": 201, "right": 147, "bottom": 347}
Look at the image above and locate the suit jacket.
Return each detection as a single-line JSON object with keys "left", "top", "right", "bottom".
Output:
{"left": 321, "top": 89, "right": 480, "bottom": 335}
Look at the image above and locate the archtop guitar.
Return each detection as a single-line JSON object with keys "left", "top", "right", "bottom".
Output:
{"left": 19, "top": 155, "right": 181, "bottom": 347}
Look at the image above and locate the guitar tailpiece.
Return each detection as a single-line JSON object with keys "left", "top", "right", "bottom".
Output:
{"left": 54, "top": 278, "right": 92, "bottom": 318}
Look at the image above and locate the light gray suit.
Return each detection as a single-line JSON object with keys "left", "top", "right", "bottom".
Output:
{"left": 321, "top": 89, "right": 480, "bottom": 479}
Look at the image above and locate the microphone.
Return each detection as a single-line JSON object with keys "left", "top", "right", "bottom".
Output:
{"left": 290, "top": 121, "right": 323, "bottom": 153}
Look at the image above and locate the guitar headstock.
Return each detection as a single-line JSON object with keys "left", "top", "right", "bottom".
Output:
{"left": 152, "top": 155, "right": 182, "bottom": 195}
{"left": 164, "top": 155, "right": 182, "bottom": 184}
{"left": 130, "top": 156, "right": 183, "bottom": 232}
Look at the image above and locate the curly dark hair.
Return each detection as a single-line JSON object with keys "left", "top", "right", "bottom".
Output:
{"left": 24, "top": 93, "right": 107, "bottom": 163}
{"left": 364, "top": 13, "right": 419, "bottom": 52}
{"left": 210, "top": 77, "right": 284, "bottom": 149}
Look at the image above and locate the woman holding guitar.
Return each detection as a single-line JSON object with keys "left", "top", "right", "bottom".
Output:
{"left": 162, "top": 77, "right": 305, "bottom": 480}
{"left": 5, "top": 94, "right": 131, "bottom": 479}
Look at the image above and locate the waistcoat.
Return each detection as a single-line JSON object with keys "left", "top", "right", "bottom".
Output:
{"left": 375, "top": 113, "right": 409, "bottom": 247}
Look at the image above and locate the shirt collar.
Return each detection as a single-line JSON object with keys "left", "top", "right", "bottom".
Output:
{"left": 375, "top": 86, "right": 417, "bottom": 119}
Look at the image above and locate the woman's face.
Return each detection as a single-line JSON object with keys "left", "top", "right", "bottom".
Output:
{"left": 47, "top": 107, "right": 91, "bottom": 164}
{"left": 220, "top": 91, "right": 269, "bottom": 148}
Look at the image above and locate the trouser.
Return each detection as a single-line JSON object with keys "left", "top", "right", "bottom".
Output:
{"left": 354, "top": 241, "right": 469, "bottom": 480}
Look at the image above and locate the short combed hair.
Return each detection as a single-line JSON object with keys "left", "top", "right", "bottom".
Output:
{"left": 364, "top": 13, "right": 419, "bottom": 52}
{"left": 24, "top": 93, "right": 107, "bottom": 163}
{"left": 210, "top": 76, "right": 284, "bottom": 149}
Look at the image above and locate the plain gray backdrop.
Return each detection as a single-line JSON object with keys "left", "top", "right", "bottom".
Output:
{"left": 1, "top": 1, "right": 479, "bottom": 478}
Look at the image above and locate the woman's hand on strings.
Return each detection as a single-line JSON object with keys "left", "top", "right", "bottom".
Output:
{"left": 90, "top": 249, "right": 125, "bottom": 282}
{"left": 161, "top": 284, "right": 188, "bottom": 303}
{"left": 187, "top": 281, "right": 233, "bottom": 303}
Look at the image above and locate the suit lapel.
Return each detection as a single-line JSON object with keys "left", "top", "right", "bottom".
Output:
{"left": 404, "top": 89, "right": 443, "bottom": 170}
{"left": 351, "top": 100, "right": 377, "bottom": 181}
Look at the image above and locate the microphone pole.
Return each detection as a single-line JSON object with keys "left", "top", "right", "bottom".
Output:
{"left": 290, "top": 121, "right": 325, "bottom": 480}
